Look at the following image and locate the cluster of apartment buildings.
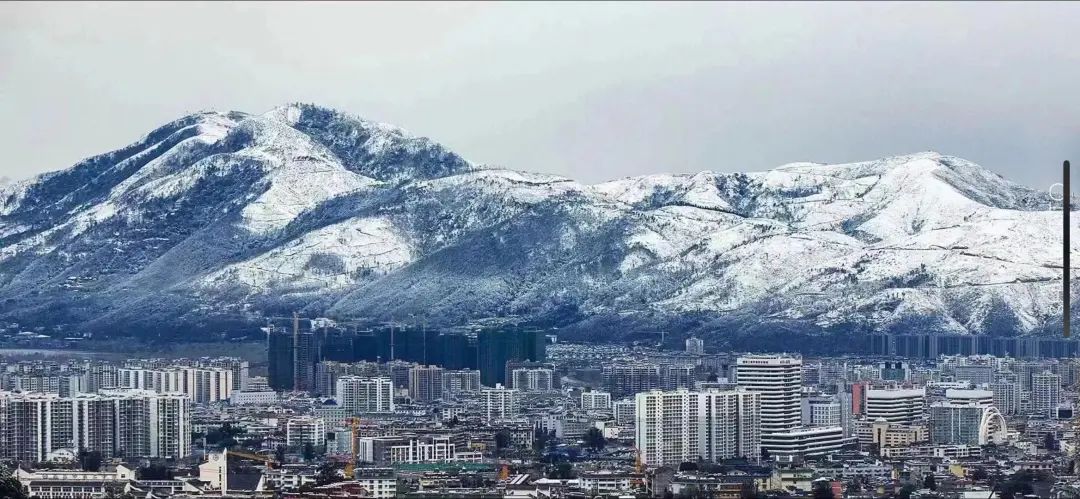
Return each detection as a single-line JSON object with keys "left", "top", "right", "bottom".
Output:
{"left": 0, "top": 389, "right": 191, "bottom": 462}
{"left": 0, "top": 356, "right": 246, "bottom": 464}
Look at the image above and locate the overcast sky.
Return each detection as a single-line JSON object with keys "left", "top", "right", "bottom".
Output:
{"left": 2, "top": 2, "right": 1078, "bottom": 188}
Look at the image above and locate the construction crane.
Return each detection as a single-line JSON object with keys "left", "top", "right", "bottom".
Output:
{"left": 1073, "top": 409, "right": 1080, "bottom": 472}
{"left": 218, "top": 449, "right": 278, "bottom": 496}
{"left": 629, "top": 447, "right": 645, "bottom": 491}
{"left": 226, "top": 448, "right": 278, "bottom": 470}
{"left": 344, "top": 417, "right": 362, "bottom": 479}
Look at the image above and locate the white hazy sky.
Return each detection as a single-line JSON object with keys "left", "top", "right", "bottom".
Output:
{"left": 1, "top": 1, "right": 1078, "bottom": 188}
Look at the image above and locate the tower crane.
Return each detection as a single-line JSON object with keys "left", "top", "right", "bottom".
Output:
{"left": 219, "top": 449, "right": 278, "bottom": 497}
{"left": 630, "top": 447, "right": 645, "bottom": 491}
{"left": 226, "top": 448, "right": 278, "bottom": 469}
{"left": 344, "top": 417, "right": 362, "bottom": 479}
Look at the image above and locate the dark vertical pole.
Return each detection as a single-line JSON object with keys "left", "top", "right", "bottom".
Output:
{"left": 1066, "top": 160, "right": 1071, "bottom": 338}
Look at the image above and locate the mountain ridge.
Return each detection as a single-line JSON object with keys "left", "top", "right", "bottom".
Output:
{"left": 0, "top": 104, "right": 1071, "bottom": 343}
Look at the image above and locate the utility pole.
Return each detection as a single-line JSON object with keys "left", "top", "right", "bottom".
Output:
{"left": 1067, "top": 160, "right": 1072, "bottom": 338}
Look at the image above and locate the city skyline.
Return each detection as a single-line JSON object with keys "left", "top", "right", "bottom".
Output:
{"left": 4, "top": 338, "right": 1075, "bottom": 497}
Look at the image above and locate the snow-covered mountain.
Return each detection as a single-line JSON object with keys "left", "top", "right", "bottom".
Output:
{"left": 0, "top": 103, "right": 1071, "bottom": 342}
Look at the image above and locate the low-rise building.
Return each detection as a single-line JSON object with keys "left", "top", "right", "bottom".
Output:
{"left": 856, "top": 418, "right": 928, "bottom": 448}
{"left": 761, "top": 426, "right": 854, "bottom": 459}
{"left": 577, "top": 470, "right": 643, "bottom": 495}
{"left": 357, "top": 435, "right": 480, "bottom": 466}
{"left": 354, "top": 468, "right": 397, "bottom": 499}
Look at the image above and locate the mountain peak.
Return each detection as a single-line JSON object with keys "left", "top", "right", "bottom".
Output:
{"left": 260, "top": 103, "right": 475, "bottom": 183}
{"left": 767, "top": 152, "right": 1043, "bottom": 211}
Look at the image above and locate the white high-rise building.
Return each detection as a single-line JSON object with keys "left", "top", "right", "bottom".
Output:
{"left": 148, "top": 392, "right": 191, "bottom": 459}
{"left": 736, "top": 355, "right": 802, "bottom": 435}
{"left": 441, "top": 370, "right": 481, "bottom": 396}
{"left": 0, "top": 389, "right": 190, "bottom": 462}
{"left": 190, "top": 368, "right": 234, "bottom": 404}
{"left": 685, "top": 337, "right": 704, "bottom": 355}
{"left": 336, "top": 376, "right": 394, "bottom": 414}
{"left": 117, "top": 367, "right": 233, "bottom": 403}
{"left": 408, "top": 366, "right": 444, "bottom": 402}
{"left": 1032, "top": 371, "right": 1061, "bottom": 417}
{"left": 286, "top": 416, "right": 327, "bottom": 449}
{"left": 635, "top": 389, "right": 760, "bottom": 467}
{"left": 930, "top": 401, "right": 1007, "bottom": 446}
{"left": 864, "top": 388, "right": 925, "bottom": 424}
{"left": 197, "top": 357, "right": 249, "bottom": 391}
{"left": 482, "top": 384, "right": 518, "bottom": 421}
{"left": 581, "top": 390, "right": 612, "bottom": 412}
{"left": 603, "top": 363, "right": 661, "bottom": 398}
{"left": 660, "top": 365, "right": 696, "bottom": 391}
{"left": 838, "top": 391, "right": 855, "bottom": 437}
{"left": 990, "top": 381, "right": 1021, "bottom": 415}
{"left": 511, "top": 368, "right": 555, "bottom": 392}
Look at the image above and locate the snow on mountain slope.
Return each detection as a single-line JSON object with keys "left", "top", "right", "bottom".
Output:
{"left": 265, "top": 104, "right": 475, "bottom": 183}
{"left": 0, "top": 105, "right": 1072, "bottom": 340}
{"left": 205, "top": 215, "right": 413, "bottom": 292}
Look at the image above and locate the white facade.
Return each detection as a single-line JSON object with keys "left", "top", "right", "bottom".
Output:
{"left": 511, "top": 368, "right": 555, "bottom": 392}
{"left": 1032, "top": 371, "right": 1061, "bottom": 417}
{"left": 17, "top": 466, "right": 138, "bottom": 499}
{"left": 990, "top": 381, "right": 1021, "bottom": 415}
{"left": 286, "top": 416, "right": 327, "bottom": 448}
{"left": 440, "top": 370, "right": 481, "bottom": 395}
{"left": 229, "top": 390, "right": 279, "bottom": 405}
{"left": 356, "top": 436, "right": 481, "bottom": 465}
{"left": 440, "top": 406, "right": 468, "bottom": 422}
{"left": 613, "top": 399, "right": 636, "bottom": 427}
{"left": 929, "top": 402, "right": 1007, "bottom": 446}
{"left": 736, "top": 355, "right": 802, "bottom": 435}
{"left": 864, "top": 388, "right": 925, "bottom": 424}
{"left": 482, "top": 384, "right": 518, "bottom": 421}
{"left": 802, "top": 397, "right": 841, "bottom": 427}
{"left": 945, "top": 389, "right": 993, "bottom": 407}
{"left": 335, "top": 376, "right": 394, "bottom": 413}
{"left": 0, "top": 389, "right": 190, "bottom": 462}
{"left": 760, "top": 425, "right": 853, "bottom": 458}
{"left": 579, "top": 471, "right": 640, "bottom": 495}
{"left": 581, "top": 390, "right": 613, "bottom": 412}
{"left": 354, "top": 469, "right": 397, "bottom": 499}
{"left": 635, "top": 389, "right": 761, "bottom": 467}
{"left": 953, "top": 365, "right": 994, "bottom": 386}
{"left": 117, "top": 366, "right": 233, "bottom": 403}
{"left": 407, "top": 366, "right": 444, "bottom": 402}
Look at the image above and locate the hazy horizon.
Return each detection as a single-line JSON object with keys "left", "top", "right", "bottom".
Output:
{"left": 3, "top": 2, "right": 1078, "bottom": 189}
{"left": 0, "top": 101, "right": 1036, "bottom": 188}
